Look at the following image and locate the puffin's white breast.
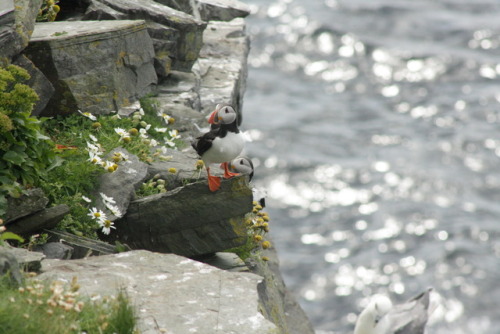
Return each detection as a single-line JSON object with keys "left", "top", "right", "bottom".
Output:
{"left": 203, "top": 132, "right": 244, "bottom": 164}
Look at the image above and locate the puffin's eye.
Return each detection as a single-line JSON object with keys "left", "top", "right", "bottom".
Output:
{"left": 240, "top": 160, "right": 244, "bottom": 165}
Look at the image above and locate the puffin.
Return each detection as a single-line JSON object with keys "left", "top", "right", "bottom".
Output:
{"left": 192, "top": 104, "right": 245, "bottom": 192}
{"left": 229, "top": 156, "right": 254, "bottom": 181}
{"left": 354, "top": 289, "right": 433, "bottom": 334}
{"left": 229, "top": 156, "right": 267, "bottom": 207}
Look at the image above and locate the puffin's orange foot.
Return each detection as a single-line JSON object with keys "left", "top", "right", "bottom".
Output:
{"left": 223, "top": 170, "right": 240, "bottom": 179}
{"left": 208, "top": 175, "right": 221, "bottom": 192}
{"left": 222, "top": 162, "right": 240, "bottom": 179}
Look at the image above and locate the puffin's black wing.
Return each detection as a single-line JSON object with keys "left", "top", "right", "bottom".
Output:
{"left": 192, "top": 130, "right": 217, "bottom": 156}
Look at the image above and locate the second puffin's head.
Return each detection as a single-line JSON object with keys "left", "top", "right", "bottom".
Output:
{"left": 208, "top": 104, "right": 237, "bottom": 125}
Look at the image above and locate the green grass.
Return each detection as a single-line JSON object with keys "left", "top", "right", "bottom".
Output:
{"left": 0, "top": 277, "right": 137, "bottom": 334}
{"left": 37, "top": 99, "right": 183, "bottom": 238}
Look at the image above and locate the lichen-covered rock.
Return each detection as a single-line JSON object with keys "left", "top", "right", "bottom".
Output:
{"left": 34, "top": 242, "right": 73, "bottom": 260}
{"left": 85, "top": 0, "right": 207, "bottom": 72}
{"left": 23, "top": 20, "right": 157, "bottom": 116}
{"left": 247, "top": 244, "right": 316, "bottom": 334}
{"left": 109, "top": 176, "right": 252, "bottom": 257}
{"left": 6, "top": 204, "right": 69, "bottom": 236}
{"left": 5, "top": 188, "right": 48, "bottom": 223}
{"left": 0, "top": 0, "right": 42, "bottom": 61}
{"left": 4, "top": 245, "right": 45, "bottom": 272}
{"left": 12, "top": 54, "right": 55, "bottom": 115}
{"left": 94, "top": 148, "right": 149, "bottom": 221}
{"left": 197, "top": 0, "right": 251, "bottom": 22}
{"left": 39, "top": 250, "right": 278, "bottom": 333}
{"left": 195, "top": 18, "right": 250, "bottom": 120}
{"left": 0, "top": 248, "right": 23, "bottom": 286}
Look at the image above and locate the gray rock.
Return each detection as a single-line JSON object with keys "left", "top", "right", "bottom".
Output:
{"left": 89, "top": 0, "right": 207, "bottom": 72}
{"left": 108, "top": 176, "right": 252, "bottom": 257}
{"left": 247, "top": 244, "right": 316, "bottom": 334}
{"left": 94, "top": 148, "right": 149, "bottom": 221}
{"left": 151, "top": 19, "right": 249, "bottom": 128}
{"left": 34, "top": 242, "right": 74, "bottom": 260}
{"left": 0, "top": 0, "right": 42, "bottom": 60}
{"left": 146, "top": 21, "right": 178, "bottom": 78}
{"left": 146, "top": 149, "right": 204, "bottom": 190}
{"left": 39, "top": 250, "right": 277, "bottom": 333}
{"left": 197, "top": 0, "right": 251, "bottom": 22}
{"left": 0, "top": 248, "right": 23, "bottom": 286}
{"left": 153, "top": 0, "right": 195, "bottom": 17}
{"left": 47, "top": 230, "right": 117, "bottom": 259}
{"left": 6, "top": 204, "right": 70, "bottom": 236}
{"left": 24, "top": 20, "right": 157, "bottom": 116}
{"left": 5, "top": 246, "right": 45, "bottom": 272}
{"left": 12, "top": 54, "right": 55, "bottom": 116}
{"left": 0, "top": 1, "right": 19, "bottom": 60}
{"left": 82, "top": 0, "right": 127, "bottom": 20}
{"left": 193, "top": 18, "right": 250, "bottom": 122}
{"left": 5, "top": 188, "right": 48, "bottom": 223}
{"left": 153, "top": 0, "right": 250, "bottom": 22}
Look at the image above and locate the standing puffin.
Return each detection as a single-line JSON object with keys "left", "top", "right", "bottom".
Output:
{"left": 192, "top": 104, "right": 245, "bottom": 192}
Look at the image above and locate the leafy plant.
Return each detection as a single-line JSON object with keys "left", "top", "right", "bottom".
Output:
{"left": 0, "top": 65, "right": 55, "bottom": 217}
{"left": 37, "top": 0, "right": 61, "bottom": 22}
{"left": 225, "top": 201, "right": 272, "bottom": 261}
{"left": 0, "top": 277, "right": 137, "bottom": 334}
{"left": 40, "top": 98, "right": 183, "bottom": 238}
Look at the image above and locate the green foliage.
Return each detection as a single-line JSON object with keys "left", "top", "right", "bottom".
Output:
{"left": 0, "top": 277, "right": 137, "bottom": 334}
{"left": 225, "top": 202, "right": 272, "bottom": 261}
{"left": 0, "top": 65, "right": 55, "bottom": 217}
{"left": 37, "top": 0, "right": 61, "bottom": 22}
{"left": 136, "top": 176, "right": 167, "bottom": 197}
{"left": 40, "top": 99, "right": 182, "bottom": 238}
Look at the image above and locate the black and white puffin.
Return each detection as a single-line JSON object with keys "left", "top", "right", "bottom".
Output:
{"left": 229, "top": 156, "right": 266, "bottom": 207}
{"left": 192, "top": 105, "right": 245, "bottom": 192}
{"left": 229, "top": 156, "right": 254, "bottom": 181}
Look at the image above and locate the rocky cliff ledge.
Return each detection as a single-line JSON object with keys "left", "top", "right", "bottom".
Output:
{"left": 1, "top": 0, "right": 314, "bottom": 333}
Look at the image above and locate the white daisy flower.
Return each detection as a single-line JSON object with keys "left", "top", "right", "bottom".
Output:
{"left": 88, "top": 207, "right": 107, "bottom": 222}
{"left": 114, "top": 127, "right": 128, "bottom": 137}
{"left": 165, "top": 140, "right": 176, "bottom": 148}
{"left": 101, "top": 220, "right": 116, "bottom": 235}
{"left": 89, "top": 134, "right": 98, "bottom": 142}
{"left": 100, "top": 193, "right": 116, "bottom": 204}
{"left": 87, "top": 152, "right": 102, "bottom": 165}
{"left": 86, "top": 141, "right": 101, "bottom": 154}
{"left": 168, "top": 129, "right": 181, "bottom": 140}
{"left": 78, "top": 110, "right": 97, "bottom": 121}
{"left": 139, "top": 128, "right": 149, "bottom": 139}
{"left": 149, "top": 139, "right": 158, "bottom": 147}
{"left": 155, "top": 127, "right": 168, "bottom": 133}
{"left": 82, "top": 195, "right": 92, "bottom": 203}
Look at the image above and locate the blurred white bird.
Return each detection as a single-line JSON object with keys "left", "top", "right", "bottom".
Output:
{"left": 354, "top": 289, "right": 433, "bottom": 334}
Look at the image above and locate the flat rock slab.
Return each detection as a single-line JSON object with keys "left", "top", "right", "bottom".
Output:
{"left": 5, "top": 188, "right": 48, "bottom": 223}
{"left": 89, "top": 0, "right": 207, "bottom": 72}
{"left": 38, "top": 250, "right": 277, "bottom": 334}
{"left": 109, "top": 176, "right": 252, "bottom": 257}
{"left": 24, "top": 20, "right": 157, "bottom": 116}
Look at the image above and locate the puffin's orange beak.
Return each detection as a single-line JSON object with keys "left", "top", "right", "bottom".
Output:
{"left": 208, "top": 110, "right": 218, "bottom": 124}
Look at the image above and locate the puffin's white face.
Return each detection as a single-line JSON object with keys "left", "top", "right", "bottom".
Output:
{"left": 231, "top": 157, "right": 253, "bottom": 174}
{"left": 217, "top": 105, "right": 237, "bottom": 124}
